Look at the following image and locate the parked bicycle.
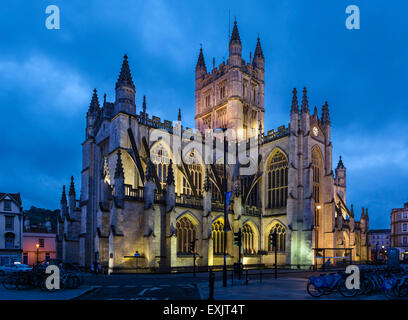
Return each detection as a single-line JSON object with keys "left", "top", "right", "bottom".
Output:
{"left": 307, "top": 266, "right": 408, "bottom": 299}
{"left": 2, "top": 262, "right": 81, "bottom": 291}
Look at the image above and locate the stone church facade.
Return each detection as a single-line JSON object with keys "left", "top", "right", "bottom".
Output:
{"left": 57, "top": 21, "right": 370, "bottom": 272}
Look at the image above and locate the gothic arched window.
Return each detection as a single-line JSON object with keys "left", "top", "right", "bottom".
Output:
{"left": 151, "top": 144, "right": 170, "bottom": 190}
{"left": 241, "top": 173, "right": 259, "bottom": 207}
{"left": 268, "top": 224, "right": 286, "bottom": 252}
{"left": 312, "top": 147, "right": 322, "bottom": 205}
{"left": 182, "top": 151, "right": 203, "bottom": 197}
{"left": 242, "top": 224, "right": 255, "bottom": 254}
{"left": 212, "top": 220, "right": 225, "bottom": 255}
{"left": 266, "top": 151, "right": 288, "bottom": 209}
{"left": 176, "top": 217, "right": 196, "bottom": 254}
{"left": 211, "top": 164, "right": 224, "bottom": 202}
{"left": 312, "top": 147, "right": 322, "bottom": 231}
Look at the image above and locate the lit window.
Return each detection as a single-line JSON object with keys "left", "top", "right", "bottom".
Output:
{"left": 182, "top": 152, "right": 203, "bottom": 197}
{"left": 212, "top": 220, "right": 225, "bottom": 255}
{"left": 220, "top": 86, "right": 226, "bottom": 99}
{"left": 242, "top": 224, "right": 255, "bottom": 254}
{"left": 268, "top": 224, "right": 286, "bottom": 252}
{"left": 266, "top": 151, "right": 288, "bottom": 209}
{"left": 205, "top": 95, "right": 211, "bottom": 107}
{"left": 312, "top": 147, "right": 322, "bottom": 205}
{"left": 151, "top": 144, "right": 170, "bottom": 190}
{"left": 176, "top": 217, "right": 196, "bottom": 254}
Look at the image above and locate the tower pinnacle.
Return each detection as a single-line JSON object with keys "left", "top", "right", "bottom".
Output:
{"left": 301, "top": 87, "right": 309, "bottom": 114}
{"left": 337, "top": 156, "right": 345, "bottom": 169}
{"left": 69, "top": 176, "right": 76, "bottom": 196}
{"left": 116, "top": 54, "right": 135, "bottom": 89}
{"left": 253, "top": 36, "right": 264, "bottom": 69}
{"left": 229, "top": 20, "right": 241, "bottom": 44}
{"left": 321, "top": 101, "right": 330, "bottom": 124}
{"left": 228, "top": 20, "right": 242, "bottom": 66}
{"left": 290, "top": 88, "right": 299, "bottom": 114}
{"left": 61, "top": 185, "right": 67, "bottom": 204}
{"left": 88, "top": 89, "right": 100, "bottom": 113}
{"left": 196, "top": 48, "right": 206, "bottom": 70}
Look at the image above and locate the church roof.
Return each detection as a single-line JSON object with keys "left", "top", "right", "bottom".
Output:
{"left": 116, "top": 54, "right": 135, "bottom": 89}
{"left": 0, "top": 192, "right": 22, "bottom": 205}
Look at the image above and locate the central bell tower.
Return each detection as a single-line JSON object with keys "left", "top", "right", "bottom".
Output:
{"left": 194, "top": 20, "right": 265, "bottom": 139}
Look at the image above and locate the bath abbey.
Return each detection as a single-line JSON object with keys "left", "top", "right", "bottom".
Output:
{"left": 57, "top": 21, "right": 370, "bottom": 272}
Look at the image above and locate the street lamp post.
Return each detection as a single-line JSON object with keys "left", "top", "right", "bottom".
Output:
{"left": 223, "top": 130, "right": 227, "bottom": 287}
{"left": 216, "top": 128, "right": 228, "bottom": 288}
{"left": 375, "top": 243, "right": 378, "bottom": 262}
{"left": 36, "top": 243, "right": 40, "bottom": 265}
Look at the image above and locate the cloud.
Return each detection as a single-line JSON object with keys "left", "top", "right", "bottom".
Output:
{"left": 333, "top": 123, "right": 408, "bottom": 171}
{"left": 0, "top": 54, "right": 90, "bottom": 118}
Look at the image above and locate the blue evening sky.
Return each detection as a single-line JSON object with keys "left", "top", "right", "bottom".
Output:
{"left": 0, "top": 0, "right": 407, "bottom": 229}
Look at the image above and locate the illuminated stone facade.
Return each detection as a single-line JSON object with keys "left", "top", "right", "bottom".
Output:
{"left": 391, "top": 203, "right": 408, "bottom": 252}
{"left": 57, "top": 22, "right": 370, "bottom": 271}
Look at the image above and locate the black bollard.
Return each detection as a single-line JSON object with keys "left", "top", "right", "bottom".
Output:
{"left": 245, "top": 269, "right": 248, "bottom": 285}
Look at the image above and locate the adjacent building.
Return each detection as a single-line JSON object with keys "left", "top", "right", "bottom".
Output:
{"left": 0, "top": 193, "right": 23, "bottom": 265}
{"left": 369, "top": 229, "right": 391, "bottom": 260}
{"left": 58, "top": 21, "right": 370, "bottom": 272}
{"left": 391, "top": 203, "right": 408, "bottom": 255}
{"left": 23, "top": 217, "right": 56, "bottom": 266}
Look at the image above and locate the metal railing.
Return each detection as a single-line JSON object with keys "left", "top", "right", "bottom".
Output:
{"left": 124, "top": 185, "right": 144, "bottom": 200}
{"left": 175, "top": 195, "right": 203, "bottom": 209}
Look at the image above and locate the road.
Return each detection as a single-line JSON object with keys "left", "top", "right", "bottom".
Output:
{"left": 77, "top": 268, "right": 408, "bottom": 300}
{"left": 76, "top": 273, "right": 207, "bottom": 300}
{"left": 2, "top": 267, "right": 406, "bottom": 300}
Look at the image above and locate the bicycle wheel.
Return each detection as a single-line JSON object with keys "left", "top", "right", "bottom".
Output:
{"left": 398, "top": 284, "right": 408, "bottom": 297}
{"left": 67, "top": 275, "right": 80, "bottom": 289}
{"left": 359, "top": 278, "right": 371, "bottom": 295}
{"left": 383, "top": 287, "right": 399, "bottom": 300}
{"left": 40, "top": 277, "right": 58, "bottom": 292}
{"left": 307, "top": 281, "right": 324, "bottom": 297}
{"left": 337, "top": 279, "right": 358, "bottom": 298}
{"left": 2, "top": 277, "right": 17, "bottom": 290}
